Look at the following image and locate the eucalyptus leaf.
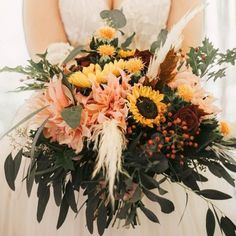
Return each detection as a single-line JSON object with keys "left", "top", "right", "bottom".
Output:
{"left": 150, "top": 29, "right": 168, "bottom": 53}
{"left": 121, "top": 32, "right": 136, "bottom": 49}
{"left": 61, "top": 105, "right": 82, "bottom": 129}
{"left": 100, "top": 9, "right": 127, "bottom": 29}
{"left": 63, "top": 45, "right": 83, "bottom": 64}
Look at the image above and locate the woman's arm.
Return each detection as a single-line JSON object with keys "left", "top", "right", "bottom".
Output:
{"left": 167, "top": 0, "right": 204, "bottom": 54}
{"left": 23, "top": 0, "right": 68, "bottom": 58}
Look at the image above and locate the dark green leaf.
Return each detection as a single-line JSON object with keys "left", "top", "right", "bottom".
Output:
{"left": 65, "top": 181, "right": 77, "bottom": 213}
{"left": 26, "top": 164, "right": 36, "bottom": 197}
{"left": 86, "top": 196, "right": 99, "bottom": 234}
{"left": 224, "top": 162, "right": 236, "bottom": 172}
{"left": 14, "top": 149, "right": 22, "bottom": 180}
{"left": 129, "top": 186, "right": 142, "bottom": 203}
{"left": 121, "top": 32, "right": 136, "bottom": 49}
{"left": 57, "top": 194, "right": 70, "bottom": 229}
{"left": 206, "top": 208, "right": 215, "bottom": 236}
{"left": 110, "top": 38, "right": 119, "bottom": 47}
{"left": 140, "top": 173, "right": 159, "bottom": 190}
{"left": 220, "top": 216, "right": 236, "bottom": 236}
{"left": 61, "top": 105, "right": 82, "bottom": 129}
{"left": 139, "top": 204, "right": 159, "bottom": 223}
{"left": 208, "top": 162, "right": 235, "bottom": 187}
{"left": 117, "top": 203, "right": 131, "bottom": 219}
{"left": 37, "top": 184, "right": 50, "bottom": 222}
{"left": 53, "top": 181, "right": 62, "bottom": 206}
{"left": 100, "top": 9, "right": 127, "bottom": 29}
{"left": 63, "top": 45, "right": 83, "bottom": 64}
{"left": 97, "top": 202, "right": 107, "bottom": 236}
{"left": 143, "top": 188, "right": 174, "bottom": 214}
{"left": 55, "top": 151, "right": 74, "bottom": 171}
{"left": 4, "top": 153, "right": 15, "bottom": 191}
{"left": 198, "top": 189, "right": 232, "bottom": 200}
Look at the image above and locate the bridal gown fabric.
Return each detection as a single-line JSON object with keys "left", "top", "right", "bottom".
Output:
{"left": 1, "top": 0, "right": 236, "bottom": 235}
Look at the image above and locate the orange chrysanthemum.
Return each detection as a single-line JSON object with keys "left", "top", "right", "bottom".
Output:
{"left": 125, "top": 58, "right": 144, "bottom": 74}
{"left": 97, "top": 45, "right": 116, "bottom": 57}
{"left": 220, "top": 121, "right": 230, "bottom": 136}
{"left": 96, "top": 26, "right": 116, "bottom": 40}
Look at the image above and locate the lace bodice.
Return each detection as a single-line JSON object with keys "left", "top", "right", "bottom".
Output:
{"left": 59, "top": 0, "right": 171, "bottom": 50}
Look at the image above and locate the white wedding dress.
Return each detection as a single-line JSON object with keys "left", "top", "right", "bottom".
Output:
{"left": 0, "top": 0, "right": 236, "bottom": 235}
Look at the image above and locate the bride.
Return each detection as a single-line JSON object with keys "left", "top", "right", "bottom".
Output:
{"left": 0, "top": 0, "right": 235, "bottom": 235}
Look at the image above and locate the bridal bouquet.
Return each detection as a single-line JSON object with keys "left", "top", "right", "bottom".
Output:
{"left": 1, "top": 8, "right": 236, "bottom": 236}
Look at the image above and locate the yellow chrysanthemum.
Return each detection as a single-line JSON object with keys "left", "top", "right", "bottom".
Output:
{"left": 96, "top": 26, "right": 116, "bottom": 40}
{"left": 97, "top": 45, "right": 116, "bottom": 57}
{"left": 128, "top": 86, "right": 167, "bottom": 127}
{"left": 177, "top": 84, "right": 194, "bottom": 102}
{"left": 68, "top": 71, "right": 93, "bottom": 88}
{"left": 118, "top": 49, "right": 135, "bottom": 58}
{"left": 220, "top": 121, "right": 230, "bottom": 136}
{"left": 103, "top": 59, "right": 127, "bottom": 76}
{"left": 125, "top": 58, "right": 144, "bottom": 74}
{"left": 68, "top": 60, "right": 128, "bottom": 87}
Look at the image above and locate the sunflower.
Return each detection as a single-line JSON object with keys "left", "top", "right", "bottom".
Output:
{"left": 128, "top": 86, "right": 166, "bottom": 127}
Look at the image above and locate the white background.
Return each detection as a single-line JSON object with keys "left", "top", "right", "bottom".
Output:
{"left": 0, "top": 0, "right": 236, "bottom": 135}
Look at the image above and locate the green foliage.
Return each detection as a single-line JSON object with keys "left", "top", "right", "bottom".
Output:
{"left": 63, "top": 45, "right": 83, "bottom": 64}
{"left": 61, "top": 105, "right": 83, "bottom": 129}
{"left": 121, "top": 32, "right": 136, "bottom": 49}
{"left": 187, "top": 38, "right": 236, "bottom": 81}
{"left": 100, "top": 9, "right": 127, "bottom": 29}
{"left": 150, "top": 29, "right": 168, "bottom": 53}
{"left": 0, "top": 52, "right": 62, "bottom": 91}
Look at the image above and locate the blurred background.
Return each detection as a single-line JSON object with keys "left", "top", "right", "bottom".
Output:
{"left": 0, "top": 0, "right": 236, "bottom": 135}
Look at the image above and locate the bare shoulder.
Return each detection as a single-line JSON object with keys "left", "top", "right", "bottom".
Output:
{"left": 167, "top": 0, "right": 204, "bottom": 53}
{"left": 23, "top": 0, "right": 67, "bottom": 57}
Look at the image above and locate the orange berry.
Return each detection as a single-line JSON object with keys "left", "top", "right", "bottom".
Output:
{"left": 163, "top": 130, "right": 168, "bottom": 136}
{"left": 168, "top": 112, "right": 173, "bottom": 117}
{"left": 194, "top": 143, "right": 199, "bottom": 148}
{"left": 165, "top": 137, "right": 170, "bottom": 143}
{"left": 148, "top": 140, "right": 154, "bottom": 145}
